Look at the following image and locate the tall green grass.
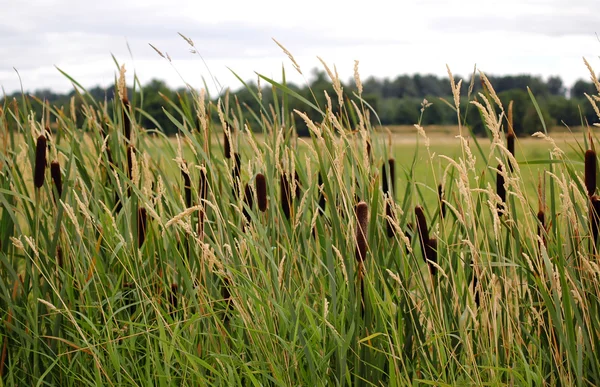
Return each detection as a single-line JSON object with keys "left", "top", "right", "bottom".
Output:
{"left": 1, "top": 57, "right": 600, "bottom": 386}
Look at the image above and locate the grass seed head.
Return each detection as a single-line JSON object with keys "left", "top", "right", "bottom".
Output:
{"left": 34, "top": 135, "right": 47, "bottom": 189}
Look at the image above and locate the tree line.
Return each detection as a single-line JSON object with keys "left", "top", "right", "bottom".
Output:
{"left": 2, "top": 70, "right": 598, "bottom": 137}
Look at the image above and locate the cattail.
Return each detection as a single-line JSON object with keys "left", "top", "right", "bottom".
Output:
{"left": 34, "top": 135, "right": 47, "bottom": 188}
{"left": 414, "top": 206, "right": 429, "bottom": 261}
{"left": 127, "top": 145, "right": 135, "bottom": 180}
{"left": 123, "top": 98, "right": 131, "bottom": 141}
{"left": 590, "top": 195, "right": 600, "bottom": 247}
{"left": 198, "top": 168, "right": 207, "bottom": 237}
{"left": 317, "top": 173, "right": 326, "bottom": 213}
{"left": 496, "top": 164, "right": 506, "bottom": 215}
{"left": 585, "top": 149, "right": 596, "bottom": 197}
{"left": 169, "top": 283, "right": 178, "bottom": 315}
{"left": 243, "top": 183, "right": 253, "bottom": 223}
{"left": 223, "top": 127, "right": 231, "bottom": 159}
{"left": 50, "top": 160, "right": 62, "bottom": 200}
{"left": 472, "top": 269, "right": 480, "bottom": 307}
{"left": 537, "top": 210, "right": 546, "bottom": 247}
{"left": 255, "top": 173, "right": 267, "bottom": 212}
{"left": 56, "top": 246, "right": 63, "bottom": 268}
{"left": 137, "top": 206, "right": 147, "bottom": 248}
{"left": 507, "top": 101, "right": 516, "bottom": 171}
{"left": 294, "top": 171, "right": 302, "bottom": 199}
{"left": 425, "top": 238, "right": 438, "bottom": 276}
{"left": 355, "top": 201, "right": 369, "bottom": 263}
{"left": 438, "top": 184, "right": 445, "bottom": 218}
{"left": 232, "top": 153, "right": 241, "bottom": 198}
{"left": 382, "top": 158, "right": 395, "bottom": 196}
{"left": 280, "top": 173, "right": 291, "bottom": 220}
{"left": 385, "top": 201, "right": 395, "bottom": 238}
{"left": 181, "top": 162, "right": 192, "bottom": 208}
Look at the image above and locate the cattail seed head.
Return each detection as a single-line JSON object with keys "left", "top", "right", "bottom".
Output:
{"left": 585, "top": 149, "right": 596, "bottom": 197}
{"left": 382, "top": 158, "right": 395, "bottom": 196}
{"left": 438, "top": 184, "right": 445, "bottom": 218}
{"left": 537, "top": 210, "right": 546, "bottom": 247}
{"left": 280, "top": 173, "right": 291, "bottom": 220}
{"left": 34, "top": 135, "right": 47, "bottom": 188}
{"left": 181, "top": 162, "right": 192, "bottom": 208}
{"left": 223, "top": 127, "right": 231, "bottom": 159}
{"left": 385, "top": 201, "right": 395, "bottom": 238}
{"left": 425, "top": 238, "right": 438, "bottom": 276}
{"left": 50, "top": 161, "right": 62, "bottom": 199}
{"left": 294, "top": 171, "right": 302, "bottom": 199}
{"left": 123, "top": 98, "right": 132, "bottom": 141}
{"left": 355, "top": 201, "right": 369, "bottom": 263}
{"left": 137, "top": 206, "right": 147, "bottom": 248}
{"left": 496, "top": 164, "right": 506, "bottom": 215}
{"left": 255, "top": 173, "right": 267, "bottom": 212}
{"left": 243, "top": 183, "right": 254, "bottom": 223}
{"left": 590, "top": 195, "right": 600, "bottom": 246}
{"left": 127, "top": 145, "right": 135, "bottom": 180}
{"left": 414, "top": 206, "right": 429, "bottom": 262}
{"left": 232, "top": 153, "right": 241, "bottom": 198}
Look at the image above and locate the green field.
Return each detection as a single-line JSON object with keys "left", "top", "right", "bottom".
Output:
{"left": 1, "top": 67, "right": 600, "bottom": 386}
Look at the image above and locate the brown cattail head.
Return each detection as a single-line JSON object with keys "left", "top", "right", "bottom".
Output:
{"left": 537, "top": 210, "right": 546, "bottom": 247}
{"left": 223, "top": 126, "right": 231, "bottom": 159}
{"left": 198, "top": 167, "right": 207, "bottom": 237}
{"left": 425, "top": 238, "right": 438, "bottom": 276}
{"left": 382, "top": 158, "right": 395, "bottom": 196}
{"left": 590, "top": 195, "right": 600, "bottom": 247}
{"left": 137, "top": 206, "right": 147, "bottom": 248}
{"left": 438, "top": 184, "right": 445, "bottom": 219}
{"left": 355, "top": 201, "right": 369, "bottom": 263}
{"left": 414, "top": 206, "right": 429, "bottom": 262}
{"left": 232, "top": 153, "right": 241, "bottom": 197}
{"left": 496, "top": 164, "right": 506, "bottom": 215}
{"left": 127, "top": 145, "right": 135, "bottom": 180}
{"left": 50, "top": 161, "right": 62, "bottom": 200}
{"left": 56, "top": 246, "right": 63, "bottom": 268}
{"left": 243, "top": 183, "right": 254, "bottom": 223}
{"left": 123, "top": 98, "right": 132, "bottom": 142}
{"left": 585, "top": 149, "right": 596, "bottom": 197}
{"left": 255, "top": 173, "right": 267, "bottom": 212}
{"left": 181, "top": 162, "right": 192, "bottom": 208}
{"left": 34, "top": 135, "right": 47, "bottom": 188}
{"left": 294, "top": 171, "right": 302, "bottom": 199}
{"left": 385, "top": 200, "right": 395, "bottom": 238}
{"left": 280, "top": 173, "right": 291, "bottom": 220}
{"left": 506, "top": 131, "right": 516, "bottom": 172}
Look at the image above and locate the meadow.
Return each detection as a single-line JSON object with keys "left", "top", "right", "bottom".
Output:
{"left": 1, "top": 55, "right": 600, "bottom": 386}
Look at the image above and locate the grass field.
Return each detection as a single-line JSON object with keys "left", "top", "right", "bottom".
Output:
{"left": 1, "top": 62, "right": 600, "bottom": 386}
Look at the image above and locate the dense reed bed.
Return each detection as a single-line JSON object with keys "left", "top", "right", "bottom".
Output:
{"left": 1, "top": 54, "right": 600, "bottom": 386}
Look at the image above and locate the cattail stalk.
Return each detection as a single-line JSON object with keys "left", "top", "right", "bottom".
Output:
{"left": 256, "top": 173, "right": 267, "bottom": 212}
{"left": 50, "top": 161, "right": 62, "bottom": 200}
{"left": 34, "top": 135, "right": 47, "bottom": 188}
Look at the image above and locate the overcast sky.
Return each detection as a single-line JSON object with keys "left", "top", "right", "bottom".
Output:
{"left": 1, "top": 0, "right": 599, "bottom": 95}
